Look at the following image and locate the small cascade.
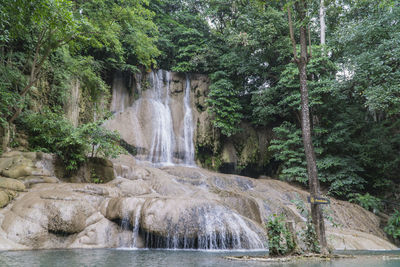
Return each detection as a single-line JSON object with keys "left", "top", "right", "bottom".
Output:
{"left": 142, "top": 205, "right": 266, "bottom": 250}
{"left": 131, "top": 204, "right": 142, "bottom": 248}
{"left": 147, "top": 70, "right": 175, "bottom": 165}
{"left": 182, "top": 74, "right": 195, "bottom": 165}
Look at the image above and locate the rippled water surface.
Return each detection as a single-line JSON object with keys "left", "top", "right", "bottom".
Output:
{"left": 0, "top": 249, "right": 399, "bottom": 267}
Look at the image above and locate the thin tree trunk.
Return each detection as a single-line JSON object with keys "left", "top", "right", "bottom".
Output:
{"left": 288, "top": 0, "right": 327, "bottom": 253}
{"left": 320, "top": 0, "right": 326, "bottom": 45}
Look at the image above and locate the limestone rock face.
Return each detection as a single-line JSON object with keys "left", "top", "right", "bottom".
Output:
{"left": 0, "top": 153, "right": 396, "bottom": 251}
{"left": 103, "top": 70, "right": 274, "bottom": 176}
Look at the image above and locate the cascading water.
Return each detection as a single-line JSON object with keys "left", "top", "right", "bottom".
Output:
{"left": 107, "top": 69, "right": 197, "bottom": 165}
{"left": 147, "top": 70, "right": 175, "bottom": 165}
{"left": 131, "top": 204, "right": 142, "bottom": 248}
{"left": 141, "top": 205, "right": 265, "bottom": 250}
{"left": 182, "top": 74, "right": 195, "bottom": 166}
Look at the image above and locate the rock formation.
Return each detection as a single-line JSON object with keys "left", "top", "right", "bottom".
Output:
{"left": 0, "top": 153, "right": 396, "bottom": 251}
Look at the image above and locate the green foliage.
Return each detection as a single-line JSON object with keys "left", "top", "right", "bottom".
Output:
{"left": 1, "top": 0, "right": 160, "bottom": 124}
{"left": 291, "top": 195, "right": 320, "bottom": 253}
{"left": 269, "top": 121, "right": 308, "bottom": 183}
{"left": 77, "top": 121, "right": 126, "bottom": 159}
{"left": 0, "top": 87, "right": 19, "bottom": 127}
{"left": 349, "top": 193, "right": 383, "bottom": 214}
{"left": 385, "top": 210, "right": 400, "bottom": 240}
{"left": 303, "top": 217, "right": 320, "bottom": 254}
{"left": 332, "top": 1, "right": 400, "bottom": 118}
{"left": 90, "top": 169, "right": 104, "bottom": 184}
{"left": 17, "top": 109, "right": 125, "bottom": 171}
{"left": 17, "top": 109, "right": 86, "bottom": 170}
{"left": 253, "top": 42, "right": 399, "bottom": 197}
{"left": 0, "top": 50, "right": 27, "bottom": 126}
{"left": 207, "top": 71, "right": 243, "bottom": 136}
{"left": 266, "top": 214, "right": 295, "bottom": 256}
{"left": 150, "top": 0, "right": 211, "bottom": 72}
{"left": 76, "top": 0, "right": 160, "bottom": 70}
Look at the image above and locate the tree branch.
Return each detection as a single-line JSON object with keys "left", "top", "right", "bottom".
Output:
{"left": 30, "top": 28, "right": 47, "bottom": 83}
{"left": 308, "top": 25, "right": 312, "bottom": 60}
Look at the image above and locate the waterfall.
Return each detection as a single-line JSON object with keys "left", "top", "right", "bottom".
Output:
{"left": 147, "top": 70, "right": 175, "bottom": 165}
{"left": 182, "top": 74, "right": 195, "bottom": 165}
{"left": 108, "top": 69, "right": 196, "bottom": 166}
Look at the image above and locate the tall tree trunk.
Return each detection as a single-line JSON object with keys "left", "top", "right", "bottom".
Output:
{"left": 288, "top": 0, "right": 327, "bottom": 253}
{"left": 320, "top": 0, "right": 326, "bottom": 45}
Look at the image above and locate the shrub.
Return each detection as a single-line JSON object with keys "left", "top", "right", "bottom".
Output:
{"left": 266, "top": 214, "right": 295, "bottom": 256}
{"left": 76, "top": 121, "right": 125, "bottom": 159}
{"left": 349, "top": 193, "right": 382, "bottom": 214}
{"left": 18, "top": 109, "right": 85, "bottom": 170}
{"left": 17, "top": 109, "right": 125, "bottom": 171}
{"left": 385, "top": 210, "right": 400, "bottom": 240}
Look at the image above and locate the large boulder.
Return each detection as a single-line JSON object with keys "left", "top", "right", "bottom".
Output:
{"left": 0, "top": 183, "right": 124, "bottom": 249}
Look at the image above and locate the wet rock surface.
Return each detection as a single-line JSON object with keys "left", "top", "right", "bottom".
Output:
{"left": 0, "top": 153, "right": 397, "bottom": 251}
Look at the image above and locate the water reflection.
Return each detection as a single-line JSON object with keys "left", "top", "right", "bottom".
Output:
{"left": 0, "top": 249, "right": 399, "bottom": 267}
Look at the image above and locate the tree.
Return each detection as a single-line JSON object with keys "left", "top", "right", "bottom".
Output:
{"left": 3, "top": 0, "right": 79, "bottom": 124}
{"left": 287, "top": 0, "right": 327, "bottom": 252}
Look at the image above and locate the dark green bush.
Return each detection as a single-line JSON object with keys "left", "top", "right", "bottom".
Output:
{"left": 17, "top": 109, "right": 124, "bottom": 171}
{"left": 385, "top": 210, "right": 400, "bottom": 240}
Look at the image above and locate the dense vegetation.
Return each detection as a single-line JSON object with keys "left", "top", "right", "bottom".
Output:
{"left": 150, "top": 0, "right": 400, "bottom": 203}
{"left": 0, "top": 0, "right": 399, "bottom": 239}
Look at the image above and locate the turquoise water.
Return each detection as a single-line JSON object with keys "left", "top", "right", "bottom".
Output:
{"left": 0, "top": 249, "right": 399, "bottom": 267}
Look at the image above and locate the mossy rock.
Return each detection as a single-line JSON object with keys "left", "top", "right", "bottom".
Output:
{"left": 0, "top": 190, "right": 10, "bottom": 208}
{"left": 68, "top": 157, "right": 115, "bottom": 183}
{"left": 0, "top": 189, "right": 18, "bottom": 208}
{"left": 0, "top": 177, "right": 26, "bottom": 191}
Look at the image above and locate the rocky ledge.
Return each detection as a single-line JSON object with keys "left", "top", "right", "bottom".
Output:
{"left": 0, "top": 152, "right": 396, "bottom": 251}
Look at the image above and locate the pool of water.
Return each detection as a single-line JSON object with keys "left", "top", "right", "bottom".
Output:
{"left": 0, "top": 249, "right": 399, "bottom": 267}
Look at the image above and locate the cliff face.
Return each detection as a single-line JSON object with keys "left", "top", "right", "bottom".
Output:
{"left": 104, "top": 70, "right": 275, "bottom": 177}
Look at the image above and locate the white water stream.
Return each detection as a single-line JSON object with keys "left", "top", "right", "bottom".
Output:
{"left": 182, "top": 74, "right": 195, "bottom": 166}
{"left": 147, "top": 70, "right": 175, "bottom": 165}
{"left": 133, "top": 70, "right": 196, "bottom": 166}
